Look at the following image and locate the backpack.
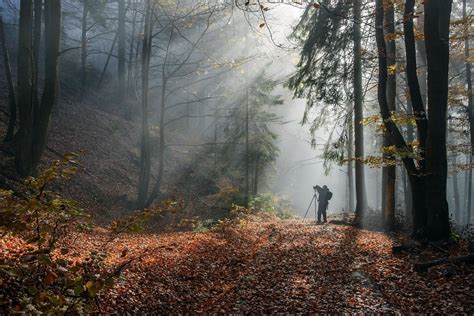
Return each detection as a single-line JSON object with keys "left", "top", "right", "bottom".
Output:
{"left": 327, "top": 191, "right": 333, "bottom": 201}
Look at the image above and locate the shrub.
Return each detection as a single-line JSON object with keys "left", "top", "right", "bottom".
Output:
{"left": 248, "top": 194, "right": 294, "bottom": 219}
{"left": 0, "top": 154, "right": 138, "bottom": 314}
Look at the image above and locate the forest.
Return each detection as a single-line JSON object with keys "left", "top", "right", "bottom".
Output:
{"left": 0, "top": 0, "right": 473, "bottom": 313}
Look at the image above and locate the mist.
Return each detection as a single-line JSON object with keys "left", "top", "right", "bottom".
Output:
{"left": 1, "top": 0, "right": 473, "bottom": 313}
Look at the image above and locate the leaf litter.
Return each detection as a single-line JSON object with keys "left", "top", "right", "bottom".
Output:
{"left": 2, "top": 219, "right": 473, "bottom": 313}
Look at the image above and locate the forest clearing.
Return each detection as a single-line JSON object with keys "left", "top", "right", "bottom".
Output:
{"left": 0, "top": 0, "right": 473, "bottom": 313}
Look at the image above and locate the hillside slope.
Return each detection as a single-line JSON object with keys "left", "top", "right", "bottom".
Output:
{"left": 0, "top": 76, "right": 148, "bottom": 218}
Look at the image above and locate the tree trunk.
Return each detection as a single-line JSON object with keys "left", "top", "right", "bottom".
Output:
{"left": 80, "top": 1, "right": 88, "bottom": 99}
{"left": 463, "top": 0, "right": 473, "bottom": 225}
{"left": 402, "top": 166, "right": 412, "bottom": 225}
{"left": 144, "top": 80, "right": 166, "bottom": 208}
{"left": 404, "top": 0, "right": 427, "bottom": 153}
{"left": 347, "top": 112, "right": 354, "bottom": 212}
{"left": 15, "top": 0, "right": 34, "bottom": 176}
{"left": 136, "top": 2, "right": 153, "bottom": 208}
{"left": 404, "top": 0, "right": 428, "bottom": 233}
{"left": 127, "top": 0, "right": 137, "bottom": 96}
{"left": 353, "top": 0, "right": 367, "bottom": 224}
{"left": 377, "top": 0, "right": 429, "bottom": 238}
{"left": 97, "top": 32, "right": 118, "bottom": 89}
{"left": 452, "top": 162, "right": 461, "bottom": 225}
{"left": 463, "top": 0, "right": 473, "bottom": 151}
{"left": 32, "top": 0, "right": 41, "bottom": 124}
{"left": 423, "top": 0, "right": 452, "bottom": 240}
{"left": 245, "top": 89, "right": 250, "bottom": 206}
{"left": 414, "top": 253, "right": 474, "bottom": 273}
{"left": 416, "top": 3, "right": 428, "bottom": 107}
{"left": 0, "top": 16, "right": 17, "bottom": 143}
{"left": 214, "top": 110, "right": 218, "bottom": 171}
{"left": 376, "top": 167, "right": 381, "bottom": 210}
{"left": 117, "top": 0, "right": 126, "bottom": 100}
{"left": 132, "top": 17, "right": 143, "bottom": 98}
{"left": 405, "top": 106, "right": 414, "bottom": 224}
{"left": 254, "top": 154, "right": 260, "bottom": 196}
{"left": 409, "top": 175, "right": 428, "bottom": 236}
{"left": 464, "top": 155, "right": 469, "bottom": 224}
{"left": 382, "top": 2, "right": 396, "bottom": 231}
{"left": 468, "top": 155, "right": 473, "bottom": 224}
{"left": 31, "top": 0, "right": 61, "bottom": 168}
{"left": 142, "top": 17, "right": 171, "bottom": 208}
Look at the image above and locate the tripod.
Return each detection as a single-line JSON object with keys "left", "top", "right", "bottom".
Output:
{"left": 303, "top": 189, "right": 318, "bottom": 221}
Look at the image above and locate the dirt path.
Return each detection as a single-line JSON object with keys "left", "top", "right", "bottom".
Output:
{"left": 94, "top": 219, "right": 473, "bottom": 313}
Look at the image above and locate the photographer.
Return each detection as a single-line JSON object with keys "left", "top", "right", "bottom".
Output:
{"left": 313, "top": 185, "right": 332, "bottom": 223}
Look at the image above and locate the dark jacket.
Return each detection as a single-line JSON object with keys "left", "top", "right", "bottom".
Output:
{"left": 315, "top": 185, "right": 331, "bottom": 207}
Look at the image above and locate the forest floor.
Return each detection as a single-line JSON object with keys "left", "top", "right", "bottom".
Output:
{"left": 57, "top": 217, "right": 473, "bottom": 313}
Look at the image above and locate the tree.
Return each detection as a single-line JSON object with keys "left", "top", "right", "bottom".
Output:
{"left": 33, "top": 0, "right": 42, "bottom": 122}
{"left": 423, "top": 0, "right": 453, "bottom": 238}
{"left": 117, "top": 0, "right": 126, "bottom": 99}
{"left": 222, "top": 74, "right": 282, "bottom": 203}
{"left": 32, "top": 0, "right": 62, "bottom": 165}
{"left": 78, "top": 0, "right": 107, "bottom": 98}
{"left": 288, "top": 0, "right": 367, "bottom": 222}
{"left": 0, "top": 16, "right": 17, "bottom": 143}
{"left": 375, "top": 0, "right": 452, "bottom": 240}
{"left": 135, "top": 1, "right": 220, "bottom": 208}
{"left": 15, "top": 0, "right": 62, "bottom": 176}
{"left": 352, "top": 0, "right": 368, "bottom": 225}
{"left": 382, "top": 0, "right": 396, "bottom": 231}
{"left": 80, "top": 0, "right": 88, "bottom": 98}
{"left": 464, "top": 0, "right": 473, "bottom": 152}
{"left": 136, "top": 0, "right": 154, "bottom": 208}
{"left": 463, "top": 0, "right": 473, "bottom": 223}
{"left": 347, "top": 108, "right": 355, "bottom": 212}
{"left": 15, "top": 0, "right": 35, "bottom": 176}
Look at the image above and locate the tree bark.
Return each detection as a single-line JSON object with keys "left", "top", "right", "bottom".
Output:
{"left": 464, "top": 154, "right": 469, "bottom": 223}
{"left": 452, "top": 162, "right": 461, "bottom": 224}
{"left": 31, "top": 0, "right": 61, "bottom": 168}
{"left": 423, "top": 0, "right": 452, "bottom": 240}
{"left": 353, "top": 0, "right": 367, "bottom": 224}
{"left": 404, "top": 0, "right": 427, "bottom": 152}
{"left": 468, "top": 155, "right": 473, "bottom": 224}
{"left": 144, "top": 75, "right": 166, "bottom": 207}
{"left": 117, "top": 0, "right": 126, "bottom": 99}
{"left": 127, "top": 0, "right": 137, "bottom": 96}
{"left": 254, "top": 154, "right": 260, "bottom": 196}
{"left": 403, "top": 0, "right": 429, "bottom": 234}
{"left": 382, "top": 1, "right": 396, "bottom": 231}
{"left": 15, "top": 0, "right": 34, "bottom": 176}
{"left": 347, "top": 109, "right": 355, "bottom": 212}
{"left": 214, "top": 109, "right": 218, "bottom": 171}
{"left": 401, "top": 166, "right": 412, "bottom": 224}
{"left": 463, "top": 0, "right": 473, "bottom": 225}
{"left": 0, "top": 16, "right": 17, "bottom": 143}
{"left": 245, "top": 89, "right": 250, "bottom": 206}
{"left": 463, "top": 0, "right": 473, "bottom": 151}
{"left": 80, "top": 1, "right": 88, "bottom": 99}
{"left": 132, "top": 17, "right": 143, "bottom": 98}
{"left": 32, "top": 0, "right": 41, "bottom": 125}
{"left": 416, "top": 2, "right": 428, "bottom": 107}
{"left": 405, "top": 104, "right": 414, "bottom": 221}
{"left": 376, "top": 0, "right": 427, "bottom": 237}
{"left": 136, "top": 2, "right": 153, "bottom": 208}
